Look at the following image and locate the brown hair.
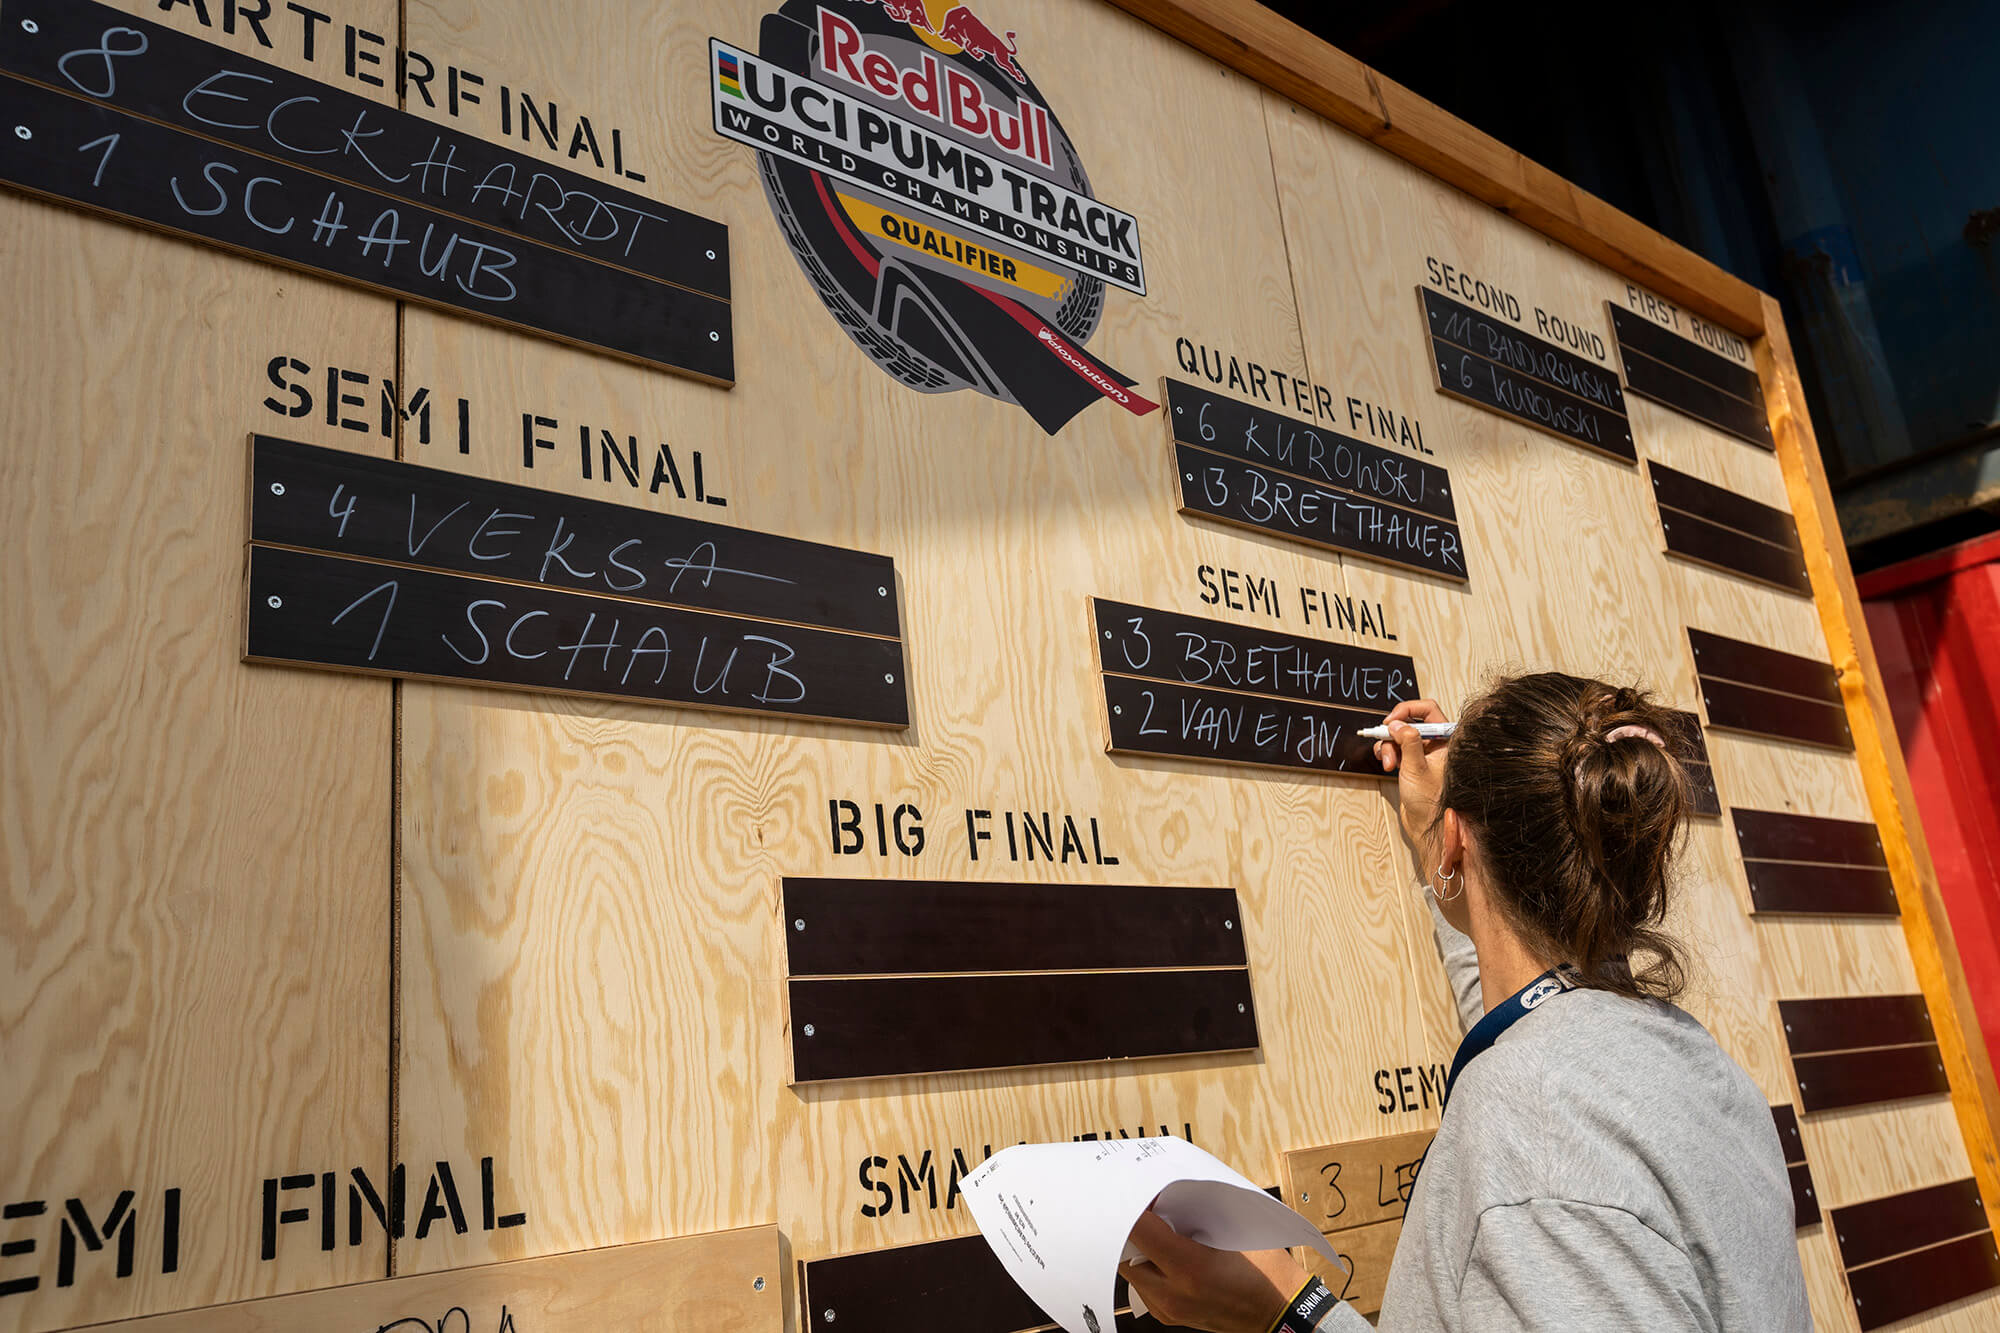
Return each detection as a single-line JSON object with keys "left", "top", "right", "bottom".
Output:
{"left": 1436, "top": 672, "right": 1691, "bottom": 1002}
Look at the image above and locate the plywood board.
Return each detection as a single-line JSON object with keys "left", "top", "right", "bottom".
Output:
{"left": 55, "top": 1228, "right": 780, "bottom": 1331}
{"left": 0, "top": 6, "right": 402, "bottom": 1333}
{"left": 1797, "top": 1098, "right": 1977, "bottom": 1209}
{"left": 1282, "top": 1130, "right": 1434, "bottom": 1234}
{"left": 1299, "top": 1217, "right": 1401, "bottom": 1317}
{"left": 388, "top": 0, "right": 1454, "bottom": 1290}
{"left": 1640, "top": 376, "right": 1983, "bottom": 1264}
{"left": 1263, "top": 97, "right": 1692, "bottom": 711}
{"left": 5, "top": 2, "right": 1992, "bottom": 1332}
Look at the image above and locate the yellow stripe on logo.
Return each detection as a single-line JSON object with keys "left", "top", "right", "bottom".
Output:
{"left": 836, "top": 192, "right": 1071, "bottom": 301}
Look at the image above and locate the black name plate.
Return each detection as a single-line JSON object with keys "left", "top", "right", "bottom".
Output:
{"left": 788, "top": 969, "right": 1258, "bottom": 1082}
{"left": 251, "top": 437, "right": 900, "bottom": 636}
{"left": 1161, "top": 379, "right": 1456, "bottom": 521}
{"left": 1101, "top": 674, "right": 1386, "bottom": 777}
{"left": 1610, "top": 304, "right": 1771, "bottom": 450}
{"left": 1662, "top": 708, "right": 1722, "bottom": 818}
{"left": 1421, "top": 289, "right": 1633, "bottom": 461}
{"left": 0, "top": 74, "right": 732, "bottom": 381}
{"left": 0, "top": 0, "right": 729, "bottom": 296}
{"left": 1174, "top": 446, "right": 1467, "bottom": 581}
{"left": 1647, "top": 461, "right": 1809, "bottom": 595}
{"left": 246, "top": 544, "right": 908, "bottom": 726}
{"left": 1093, "top": 599, "right": 1418, "bottom": 712}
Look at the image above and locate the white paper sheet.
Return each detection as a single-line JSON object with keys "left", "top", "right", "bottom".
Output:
{"left": 960, "top": 1137, "right": 1339, "bottom": 1333}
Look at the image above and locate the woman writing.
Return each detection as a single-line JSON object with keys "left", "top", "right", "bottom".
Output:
{"left": 1121, "top": 673, "right": 1810, "bottom": 1332}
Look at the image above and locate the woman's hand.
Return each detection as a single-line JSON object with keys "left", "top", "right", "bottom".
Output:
{"left": 1374, "top": 698, "right": 1452, "bottom": 845}
{"left": 1118, "top": 1211, "right": 1309, "bottom": 1333}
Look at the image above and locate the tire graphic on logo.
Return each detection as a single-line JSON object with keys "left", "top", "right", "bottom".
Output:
{"left": 737, "top": 0, "right": 1151, "bottom": 435}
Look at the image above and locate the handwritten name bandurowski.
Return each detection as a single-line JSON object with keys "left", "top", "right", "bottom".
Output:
{"left": 1420, "top": 288, "right": 1633, "bottom": 463}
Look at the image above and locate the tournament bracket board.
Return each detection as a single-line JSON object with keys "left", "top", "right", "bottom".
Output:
{"left": 1, "top": 3, "right": 1994, "bottom": 1333}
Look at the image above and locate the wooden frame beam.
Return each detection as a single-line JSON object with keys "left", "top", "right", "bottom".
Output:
{"left": 1103, "top": 0, "right": 1767, "bottom": 336}
{"left": 1759, "top": 297, "right": 2000, "bottom": 1239}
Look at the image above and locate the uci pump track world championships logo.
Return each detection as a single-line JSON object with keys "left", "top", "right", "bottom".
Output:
{"left": 711, "top": 0, "right": 1156, "bottom": 434}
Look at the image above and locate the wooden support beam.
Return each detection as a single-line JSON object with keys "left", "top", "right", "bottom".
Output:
{"left": 68, "top": 1228, "right": 782, "bottom": 1331}
{"left": 1758, "top": 293, "right": 2000, "bottom": 1240}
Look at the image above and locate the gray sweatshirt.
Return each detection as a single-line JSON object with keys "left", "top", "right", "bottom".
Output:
{"left": 1322, "top": 909, "right": 1812, "bottom": 1331}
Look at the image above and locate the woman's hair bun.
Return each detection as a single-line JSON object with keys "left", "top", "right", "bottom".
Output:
{"left": 1437, "top": 673, "right": 1691, "bottom": 1001}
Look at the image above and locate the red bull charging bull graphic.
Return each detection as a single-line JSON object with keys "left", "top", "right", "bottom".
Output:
{"left": 711, "top": 0, "right": 1155, "bottom": 434}
{"left": 933, "top": 5, "right": 1025, "bottom": 83}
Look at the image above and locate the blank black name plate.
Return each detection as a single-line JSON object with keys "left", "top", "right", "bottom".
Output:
{"left": 1163, "top": 379, "right": 1467, "bottom": 580}
{"left": 783, "top": 876, "right": 1255, "bottom": 1082}
{"left": 0, "top": 20, "right": 731, "bottom": 381}
{"left": 244, "top": 439, "right": 907, "bottom": 727}
{"left": 1609, "top": 305, "right": 1771, "bottom": 450}
{"left": 788, "top": 971, "right": 1258, "bottom": 1081}
{"left": 1648, "top": 461, "right": 1809, "bottom": 595}
{"left": 1662, "top": 708, "right": 1722, "bottom": 818}
{"left": 1094, "top": 598, "right": 1418, "bottom": 777}
{"left": 1421, "top": 288, "right": 1633, "bottom": 462}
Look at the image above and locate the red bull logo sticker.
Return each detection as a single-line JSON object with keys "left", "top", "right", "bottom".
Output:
{"left": 711, "top": 0, "right": 1154, "bottom": 434}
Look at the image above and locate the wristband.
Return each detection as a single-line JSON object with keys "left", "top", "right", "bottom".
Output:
{"left": 1269, "top": 1274, "right": 1338, "bottom": 1333}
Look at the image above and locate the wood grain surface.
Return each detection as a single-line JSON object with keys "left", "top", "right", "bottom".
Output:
{"left": 5, "top": 3, "right": 1993, "bottom": 1332}
{"left": 47, "top": 1227, "right": 780, "bottom": 1331}
{"left": 1283, "top": 1129, "right": 1434, "bottom": 1234}
{"left": 1798, "top": 1229, "right": 1853, "bottom": 1331}
{"left": 0, "top": 3, "right": 402, "bottom": 1331}
{"left": 388, "top": 0, "right": 1458, "bottom": 1292}
{"left": 1298, "top": 1217, "right": 1402, "bottom": 1318}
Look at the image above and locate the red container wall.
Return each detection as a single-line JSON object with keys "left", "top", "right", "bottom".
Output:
{"left": 1859, "top": 534, "right": 2000, "bottom": 1069}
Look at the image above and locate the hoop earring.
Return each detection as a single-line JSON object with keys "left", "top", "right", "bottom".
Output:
{"left": 1432, "top": 862, "right": 1463, "bottom": 903}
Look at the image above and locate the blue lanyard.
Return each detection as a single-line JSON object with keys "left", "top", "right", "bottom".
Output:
{"left": 1444, "top": 967, "right": 1576, "bottom": 1101}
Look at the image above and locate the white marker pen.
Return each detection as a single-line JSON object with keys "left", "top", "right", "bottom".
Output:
{"left": 1357, "top": 722, "right": 1457, "bottom": 741}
